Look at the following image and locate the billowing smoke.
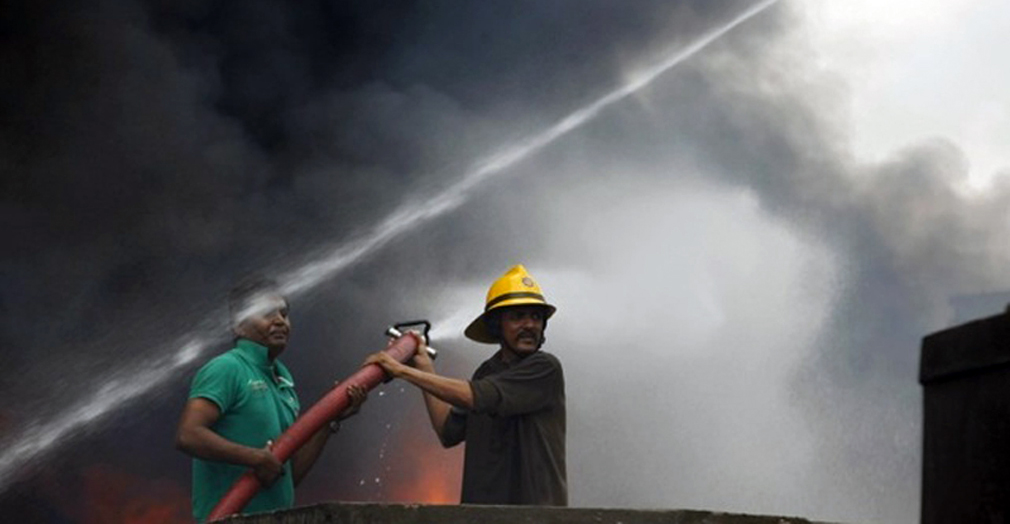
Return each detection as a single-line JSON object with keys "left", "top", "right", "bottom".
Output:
{"left": 3, "top": 0, "right": 1008, "bottom": 523}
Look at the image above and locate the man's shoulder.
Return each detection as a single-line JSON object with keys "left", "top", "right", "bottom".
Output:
{"left": 528, "top": 350, "right": 563, "bottom": 369}
{"left": 189, "top": 349, "right": 247, "bottom": 402}
{"left": 196, "top": 348, "right": 244, "bottom": 375}
{"left": 474, "top": 350, "right": 563, "bottom": 379}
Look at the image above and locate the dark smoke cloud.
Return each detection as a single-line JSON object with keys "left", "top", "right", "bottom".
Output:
{"left": 1, "top": 0, "right": 769, "bottom": 519}
{"left": 6, "top": 0, "right": 1006, "bottom": 522}
{"left": 1, "top": 0, "right": 760, "bottom": 382}
{"left": 499, "top": 17, "right": 1010, "bottom": 520}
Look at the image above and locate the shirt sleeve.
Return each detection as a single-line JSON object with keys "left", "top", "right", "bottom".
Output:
{"left": 470, "top": 352, "right": 563, "bottom": 417}
{"left": 188, "top": 356, "right": 240, "bottom": 414}
{"left": 439, "top": 406, "right": 467, "bottom": 448}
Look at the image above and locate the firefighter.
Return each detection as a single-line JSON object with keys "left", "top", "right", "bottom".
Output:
{"left": 365, "top": 265, "right": 566, "bottom": 505}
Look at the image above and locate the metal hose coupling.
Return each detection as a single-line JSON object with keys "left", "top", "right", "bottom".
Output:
{"left": 385, "top": 320, "right": 438, "bottom": 359}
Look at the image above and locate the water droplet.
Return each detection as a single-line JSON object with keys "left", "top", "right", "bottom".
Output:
{"left": 374, "top": 477, "right": 381, "bottom": 484}
{"left": 378, "top": 391, "right": 385, "bottom": 396}
{"left": 359, "top": 479, "right": 365, "bottom": 486}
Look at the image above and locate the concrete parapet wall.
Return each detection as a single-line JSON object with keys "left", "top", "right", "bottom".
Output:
{"left": 221, "top": 503, "right": 834, "bottom": 524}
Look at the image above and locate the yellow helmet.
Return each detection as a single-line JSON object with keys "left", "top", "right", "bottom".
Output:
{"left": 464, "top": 264, "right": 557, "bottom": 344}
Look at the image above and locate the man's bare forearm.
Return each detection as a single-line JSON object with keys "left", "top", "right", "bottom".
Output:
{"left": 292, "top": 426, "right": 330, "bottom": 485}
{"left": 397, "top": 366, "right": 474, "bottom": 410}
{"left": 176, "top": 425, "right": 264, "bottom": 468}
{"left": 363, "top": 349, "right": 470, "bottom": 436}
{"left": 420, "top": 388, "right": 452, "bottom": 437}
{"left": 403, "top": 359, "right": 453, "bottom": 439}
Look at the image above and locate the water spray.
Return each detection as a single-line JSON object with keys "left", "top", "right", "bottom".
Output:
{"left": 0, "top": 0, "right": 781, "bottom": 491}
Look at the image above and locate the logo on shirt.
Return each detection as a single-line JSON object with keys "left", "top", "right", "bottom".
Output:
{"left": 247, "top": 379, "right": 268, "bottom": 393}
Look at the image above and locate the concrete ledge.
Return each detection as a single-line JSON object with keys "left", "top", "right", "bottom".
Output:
{"left": 220, "top": 503, "right": 834, "bottom": 524}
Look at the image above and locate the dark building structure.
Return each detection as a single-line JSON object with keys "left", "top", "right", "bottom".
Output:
{"left": 920, "top": 305, "right": 1010, "bottom": 523}
{"left": 220, "top": 503, "right": 831, "bottom": 524}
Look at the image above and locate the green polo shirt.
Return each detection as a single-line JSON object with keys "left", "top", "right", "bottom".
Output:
{"left": 188, "top": 339, "right": 301, "bottom": 522}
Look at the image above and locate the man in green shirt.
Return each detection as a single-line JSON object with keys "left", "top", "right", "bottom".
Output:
{"left": 176, "top": 277, "right": 366, "bottom": 522}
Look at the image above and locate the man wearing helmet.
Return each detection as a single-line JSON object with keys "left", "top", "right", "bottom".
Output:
{"left": 364, "top": 265, "right": 567, "bottom": 506}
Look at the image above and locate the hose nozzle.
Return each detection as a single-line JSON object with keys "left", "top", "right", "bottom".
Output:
{"left": 386, "top": 322, "right": 438, "bottom": 360}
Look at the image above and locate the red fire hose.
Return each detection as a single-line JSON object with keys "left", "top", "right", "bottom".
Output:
{"left": 207, "top": 331, "right": 426, "bottom": 521}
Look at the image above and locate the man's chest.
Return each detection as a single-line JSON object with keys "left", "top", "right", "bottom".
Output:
{"left": 232, "top": 372, "right": 300, "bottom": 426}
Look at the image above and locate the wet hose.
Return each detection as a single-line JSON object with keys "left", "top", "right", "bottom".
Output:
{"left": 207, "top": 328, "right": 436, "bottom": 521}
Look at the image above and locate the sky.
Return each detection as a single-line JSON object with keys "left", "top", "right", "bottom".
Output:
{"left": 2, "top": 1, "right": 1009, "bottom": 523}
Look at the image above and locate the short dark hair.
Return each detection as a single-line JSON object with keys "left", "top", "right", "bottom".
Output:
{"left": 228, "top": 276, "right": 285, "bottom": 327}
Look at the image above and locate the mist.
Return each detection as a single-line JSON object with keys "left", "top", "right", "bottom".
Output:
{"left": 4, "top": 1, "right": 1010, "bottom": 523}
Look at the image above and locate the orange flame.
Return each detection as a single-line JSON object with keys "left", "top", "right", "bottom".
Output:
{"left": 383, "top": 438, "right": 462, "bottom": 504}
{"left": 79, "top": 464, "right": 190, "bottom": 524}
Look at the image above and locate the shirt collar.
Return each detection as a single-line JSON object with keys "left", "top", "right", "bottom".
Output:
{"left": 234, "top": 338, "right": 296, "bottom": 389}
{"left": 234, "top": 338, "right": 275, "bottom": 369}
{"left": 493, "top": 347, "right": 536, "bottom": 366}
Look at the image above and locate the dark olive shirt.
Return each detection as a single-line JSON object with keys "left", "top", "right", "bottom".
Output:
{"left": 442, "top": 350, "right": 567, "bottom": 506}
